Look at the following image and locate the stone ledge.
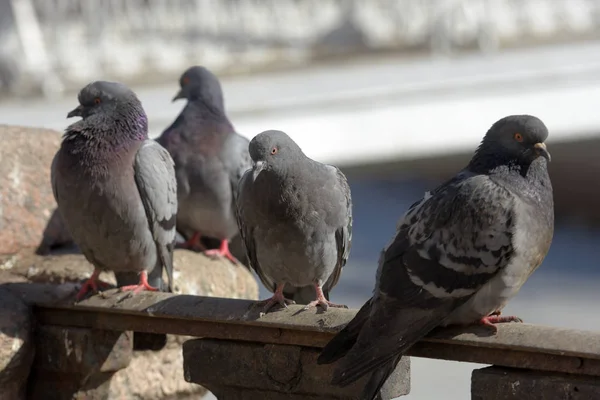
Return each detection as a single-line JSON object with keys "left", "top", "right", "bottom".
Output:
{"left": 183, "top": 338, "right": 410, "bottom": 400}
{"left": 471, "top": 366, "right": 600, "bottom": 400}
{"left": 29, "top": 289, "right": 600, "bottom": 378}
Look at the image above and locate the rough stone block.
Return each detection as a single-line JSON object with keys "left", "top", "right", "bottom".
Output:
{"left": 0, "top": 125, "right": 62, "bottom": 255}
{"left": 472, "top": 366, "right": 600, "bottom": 400}
{"left": 183, "top": 338, "right": 410, "bottom": 399}
{"left": 28, "top": 326, "right": 132, "bottom": 400}
{"left": 0, "top": 286, "right": 34, "bottom": 400}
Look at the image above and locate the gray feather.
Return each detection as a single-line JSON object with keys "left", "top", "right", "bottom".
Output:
{"left": 133, "top": 141, "right": 178, "bottom": 292}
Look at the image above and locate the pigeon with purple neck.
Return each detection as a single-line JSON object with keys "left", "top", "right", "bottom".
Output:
{"left": 51, "top": 81, "right": 177, "bottom": 301}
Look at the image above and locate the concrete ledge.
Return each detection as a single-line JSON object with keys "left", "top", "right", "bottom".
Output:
{"left": 182, "top": 339, "right": 409, "bottom": 399}
{"left": 471, "top": 366, "right": 600, "bottom": 400}
{"left": 25, "top": 289, "right": 600, "bottom": 378}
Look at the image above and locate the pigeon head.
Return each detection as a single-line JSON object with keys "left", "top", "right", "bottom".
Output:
{"left": 66, "top": 81, "right": 148, "bottom": 139}
{"left": 248, "top": 130, "right": 304, "bottom": 178}
{"left": 469, "top": 115, "right": 550, "bottom": 173}
{"left": 172, "top": 66, "right": 225, "bottom": 109}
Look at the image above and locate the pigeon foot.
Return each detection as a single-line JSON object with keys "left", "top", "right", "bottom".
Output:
{"left": 257, "top": 283, "right": 295, "bottom": 314}
{"left": 177, "top": 232, "right": 207, "bottom": 251}
{"left": 120, "top": 271, "right": 160, "bottom": 294}
{"left": 203, "top": 239, "right": 238, "bottom": 264}
{"left": 303, "top": 284, "right": 348, "bottom": 311}
{"left": 76, "top": 269, "right": 111, "bottom": 301}
{"left": 479, "top": 314, "right": 523, "bottom": 332}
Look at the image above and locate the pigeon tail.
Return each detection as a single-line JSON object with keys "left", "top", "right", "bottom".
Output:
{"left": 359, "top": 356, "right": 402, "bottom": 400}
{"left": 317, "top": 299, "right": 372, "bottom": 365}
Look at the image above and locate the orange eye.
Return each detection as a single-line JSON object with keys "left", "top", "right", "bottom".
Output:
{"left": 182, "top": 76, "right": 190, "bottom": 85}
{"left": 94, "top": 97, "right": 101, "bottom": 105}
{"left": 271, "top": 147, "right": 278, "bottom": 155}
{"left": 514, "top": 133, "right": 523, "bottom": 142}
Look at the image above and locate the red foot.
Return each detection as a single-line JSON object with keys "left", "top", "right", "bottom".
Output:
{"left": 76, "top": 270, "right": 111, "bottom": 301}
{"left": 303, "top": 284, "right": 348, "bottom": 311}
{"left": 120, "top": 271, "right": 160, "bottom": 294}
{"left": 256, "top": 283, "right": 295, "bottom": 314}
{"left": 177, "top": 232, "right": 207, "bottom": 251}
{"left": 203, "top": 239, "right": 238, "bottom": 265}
{"left": 479, "top": 314, "right": 523, "bottom": 332}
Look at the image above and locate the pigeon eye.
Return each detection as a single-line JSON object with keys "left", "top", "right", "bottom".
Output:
{"left": 182, "top": 76, "right": 190, "bottom": 85}
{"left": 271, "top": 147, "right": 278, "bottom": 155}
{"left": 94, "top": 97, "right": 101, "bottom": 105}
{"left": 514, "top": 133, "right": 523, "bottom": 142}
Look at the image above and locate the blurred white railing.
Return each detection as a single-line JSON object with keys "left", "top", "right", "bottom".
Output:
{"left": 2, "top": 0, "right": 600, "bottom": 97}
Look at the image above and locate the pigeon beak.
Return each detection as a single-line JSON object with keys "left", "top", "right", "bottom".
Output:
{"left": 533, "top": 142, "right": 551, "bottom": 162}
{"left": 67, "top": 105, "right": 84, "bottom": 119}
{"left": 172, "top": 90, "right": 185, "bottom": 102}
{"left": 253, "top": 161, "right": 266, "bottom": 180}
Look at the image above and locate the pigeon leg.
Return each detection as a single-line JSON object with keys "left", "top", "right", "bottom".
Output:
{"left": 203, "top": 239, "right": 239, "bottom": 264}
{"left": 120, "top": 271, "right": 160, "bottom": 294}
{"left": 76, "top": 269, "right": 111, "bottom": 301}
{"left": 256, "top": 283, "right": 295, "bottom": 313}
{"left": 177, "top": 232, "right": 207, "bottom": 251}
{"left": 303, "top": 284, "right": 348, "bottom": 311}
{"left": 479, "top": 314, "right": 524, "bottom": 332}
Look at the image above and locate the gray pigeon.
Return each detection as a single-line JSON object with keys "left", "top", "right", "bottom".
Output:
{"left": 317, "top": 115, "right": 554, "bottom": 400}
{"left": 156, "top": 66, "right": 251, "bottom": 264}
{"left": 236, "top": 130, "right": 353, "bottom": 312}
{"left": 51, "top": 81, "right": 177, "bottom": 301}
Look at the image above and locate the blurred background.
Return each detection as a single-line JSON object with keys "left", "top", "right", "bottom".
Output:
{"left": 2, "top": 0, "right": 600, "bottom": 399}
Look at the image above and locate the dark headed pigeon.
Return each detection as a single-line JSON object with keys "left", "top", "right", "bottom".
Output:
{"left": 157, "top": 66, "right": 251, "bottom": 264}
{"left": 317, "top": 115, "right": 554, "bottom": 400}
{"left": 236, "top": 130, "right": 353, "bottom": 313}
{"left": 51, "top": 81, "right": 177, "bottom": 300}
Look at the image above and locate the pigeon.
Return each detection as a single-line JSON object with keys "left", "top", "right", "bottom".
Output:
{"left": 51, "top": 81, "right": 177, "bottom": 301}
{"left": 317, "top": 115, "right": 554, "bottom": 400}
{"left": 156, "top": 66, "right": 251, "bottom": 264}
{"left": 236, "top": 130, "right": 353, "bottom": 313}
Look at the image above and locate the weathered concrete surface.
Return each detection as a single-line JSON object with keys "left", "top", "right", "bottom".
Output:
{"left": 0, "top": 125, "right": 61, "bottom": 255}
{"left": 471, "top": 366, "right": 600, "bottom": 400}
{"left": 29, "top": 326, "right": 132, "bottom": 400}
{"left": 0, "top": 286, "right": 34, "bottom": 400}
{"left": 183, "top": 338, "right": 410, "bottom": 400}
{"left": 47, "top": 289, "right": 600, "bottom": 373}
{"left": 0, "top": 249, "right": 259, "bottom": 400}
{"left": 110, "top": 251, "right": 258, "bottom": 399}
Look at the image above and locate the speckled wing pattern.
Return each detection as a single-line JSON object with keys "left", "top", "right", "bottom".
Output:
{"left": 323, "top": 171, "right": 516, "bottom": 396}
{"left": 133, "top": 140, "right": 178, "bottom": 292}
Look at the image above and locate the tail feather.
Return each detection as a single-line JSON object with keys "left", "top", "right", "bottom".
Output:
{"left": 361, "top": 357, "right": 402, "bottom": 400}
{"left": 331, "top": 345, "right": 401, "bottom": 387}
{"left": 318, "top": 298, "right": 372, "bottom": 365}
{"left": 330, "top": 310, "right": 443, "bottom": 388}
